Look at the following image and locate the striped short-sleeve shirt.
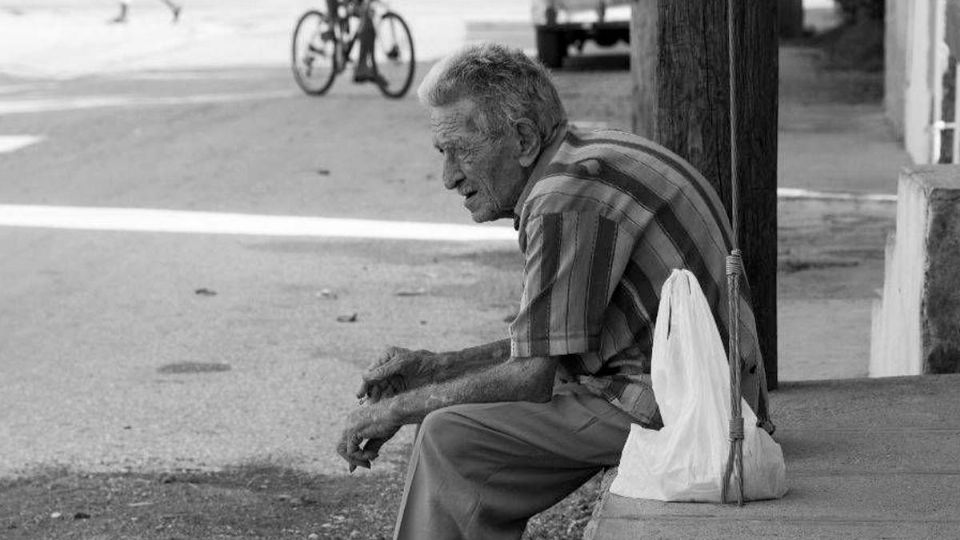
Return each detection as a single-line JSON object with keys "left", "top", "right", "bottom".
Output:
{"left": 509, "top": 125, "right": 767, "bottom": 427}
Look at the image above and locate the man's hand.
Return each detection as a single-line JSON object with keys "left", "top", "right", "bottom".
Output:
{"left": 356, "top": 346, "right": 435, "bottom": 403}
{"left": 335, "top": 403, "right": 401, "bottom": 472}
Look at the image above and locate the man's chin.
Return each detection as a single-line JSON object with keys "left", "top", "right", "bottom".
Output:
{"left": 467, "top": 202, "right": 510, "bottom": 223}
{"left": 469, "top": 210, "right": 499, "bottom": 223}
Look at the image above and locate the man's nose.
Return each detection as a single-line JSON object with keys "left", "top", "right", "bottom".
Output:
{"left": 442, "top": 160, "right": 464, "bottom": 190}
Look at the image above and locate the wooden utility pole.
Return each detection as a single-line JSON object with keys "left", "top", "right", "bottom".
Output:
{"left": 779, "top": 0, "right": 804, "bottom": 39}
{"left": 630, "top": 0, "right": 779, "bottom": 389}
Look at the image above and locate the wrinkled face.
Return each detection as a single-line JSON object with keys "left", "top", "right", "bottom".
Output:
{"left": 430, "top": 99, "right": 526, "bottom": 223}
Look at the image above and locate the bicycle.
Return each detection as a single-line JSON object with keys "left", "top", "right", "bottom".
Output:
{"left": 291, "top": 0, "right": 416, "bottom": 99}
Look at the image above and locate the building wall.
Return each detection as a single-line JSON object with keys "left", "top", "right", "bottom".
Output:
{"left": 886, "top": 0, "right": 952, "bottom": 165}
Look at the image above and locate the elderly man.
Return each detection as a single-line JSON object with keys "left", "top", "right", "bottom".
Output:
{"left": 336, "top": 43, "right": 772, "bottom": 539}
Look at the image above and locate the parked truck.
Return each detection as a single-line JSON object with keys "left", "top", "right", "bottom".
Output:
{"left": 532, "top": 0, "right": 631, "bottom": 68}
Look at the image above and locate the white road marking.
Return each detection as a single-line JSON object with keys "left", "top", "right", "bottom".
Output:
{"left": 104, "top": 71, "right": 270, "bottom": 81}
{"left": 0, "top": 205, "right": 518, "bottom": 242}
{"left": 777, "top": 188, "right": 897, "bottom": 203}
{"left": 0, "top": 135, "right": 43, "bottom": 154}
{"left": 0, "top": 90, "right": 297, "bottom": 115}
{"left": 0, "top": 188, "right": 896, "bottom": 242}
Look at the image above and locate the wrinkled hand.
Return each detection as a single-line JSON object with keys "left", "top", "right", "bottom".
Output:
{"left": 336, "top": 404, "right": 401, "bottom": 472}
{"left": 356, "top": 346, "right": 435, "bottom": 403}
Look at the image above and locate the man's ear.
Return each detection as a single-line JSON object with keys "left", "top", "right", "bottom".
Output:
{"left": 515, "top": 119, "right": 541, "bottom": 168}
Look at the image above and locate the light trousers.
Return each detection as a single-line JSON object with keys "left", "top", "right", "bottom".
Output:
{"left": 393, "top": 384, "right": 634, "bottom": 540}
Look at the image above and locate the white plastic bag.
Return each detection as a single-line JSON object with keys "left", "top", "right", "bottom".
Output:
{"left": 609, "top": 269, "right": 787, "bottom": 502}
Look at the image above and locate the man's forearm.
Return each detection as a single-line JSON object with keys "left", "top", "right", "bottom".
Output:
{"left": 429, "top": 339, "right": 512, "bottom": 383}
{"left": 385, "top": 353, "right": 554, "bottom": 426}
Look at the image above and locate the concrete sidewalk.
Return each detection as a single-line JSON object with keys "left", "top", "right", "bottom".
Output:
{"left": 778, "top": 45, "right": 909, "bottom": 196}
{"left": 586, "top": 374, "right": 960, "bottom": 539}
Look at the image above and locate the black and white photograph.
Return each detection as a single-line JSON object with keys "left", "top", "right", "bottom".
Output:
{"left": 1, "top": 0, "right": 958, "bottom": 538}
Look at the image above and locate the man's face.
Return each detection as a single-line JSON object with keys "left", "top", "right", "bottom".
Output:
{"left": 430, "top": 99, "right": 526, "bottom": 223}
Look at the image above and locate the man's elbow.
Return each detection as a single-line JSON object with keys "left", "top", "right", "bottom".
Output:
{"left": 514, "top": 356, "right": 556, "bottom": 403}
{"left": 527, "top": 380, "right": 554, "bottom": 403}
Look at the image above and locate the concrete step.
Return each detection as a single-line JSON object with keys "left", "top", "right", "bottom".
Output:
{"left": 585, "top": 374, "right": 960, "bottom": 540}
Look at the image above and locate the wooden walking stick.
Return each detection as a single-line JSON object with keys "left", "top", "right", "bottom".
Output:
{"left": 720, "top": 0, "right": 745, "bottom": 506}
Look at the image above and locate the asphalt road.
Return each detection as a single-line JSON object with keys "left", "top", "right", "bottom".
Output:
{"left": 0, "top": 63, "right": 533, "bottom": 479}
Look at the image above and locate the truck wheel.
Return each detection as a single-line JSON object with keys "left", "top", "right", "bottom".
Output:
{"left": 536, "top": 28, "right": 566, "bottom": 68}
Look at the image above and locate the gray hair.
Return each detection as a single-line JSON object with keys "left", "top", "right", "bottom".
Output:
{"left": 417, "top": 43, "right": 566, "bottom": 141}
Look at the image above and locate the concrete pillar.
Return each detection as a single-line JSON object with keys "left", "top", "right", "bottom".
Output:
{"left": 902, "top": 0, "right": 936, "bottom": 164}
{"left": 871, "top": 166, "right": 960, "bottom": 376}
{"left": 900, "top": 0, "right": 951, "bottom": 164}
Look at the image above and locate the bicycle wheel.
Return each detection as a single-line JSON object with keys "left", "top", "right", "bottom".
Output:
{"left": 372, "top": 12, "right": 415, "bottom": 99}
{"left": 292, "top": 10, "right": 338, "bottom": 96}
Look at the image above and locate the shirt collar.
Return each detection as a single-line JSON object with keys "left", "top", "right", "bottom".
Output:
{"left": 512, "top": 122, "right": 568, "bottom": 228}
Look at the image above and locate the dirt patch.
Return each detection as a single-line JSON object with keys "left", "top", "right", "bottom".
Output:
{"left": 0, "top": 464, "right": 599, "bottom": 539}
{"left": 1, "top": 464, "right": 400, "bottom": 540}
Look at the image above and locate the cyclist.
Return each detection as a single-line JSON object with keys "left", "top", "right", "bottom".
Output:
{"left": 324, "top": 0, "right": 382, "bottom": 84}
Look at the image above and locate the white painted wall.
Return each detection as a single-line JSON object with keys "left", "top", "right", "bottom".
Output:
{"left": 870, "top": 172, "right": 928, "bottom": 377}
{"left": 904, "top": 0, "right": 934, "bottom": 163}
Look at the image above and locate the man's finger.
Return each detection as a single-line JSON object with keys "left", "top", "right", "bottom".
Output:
{"left": 345, "top": 443, "right": 366, "bottom": 460}
{"left": 357, "top": 377, "right": 391, "bottom": 401}
{"left": 347, "top": 456, "right": 371, "bottom": 472}
{"left": 336, "top": 435, "right": 358, "bottom": 469}
{"left": 365, "top": 362, "right": 396, "bottom": 381}
{"left": 356, "top": 379, "right": 371, "bottom": 400}
{"left": 388, "top": 376, "right": 406, "bottom": 396}
{"left": 365, "top": 437, "right": 390, "bottom": 451}
{"left": 358, "top": 349, "right": 399, "bottom": 395}
{"left": 346, "top": 431, "right": 363, "bottom": 460}
{"left": 348, "top": 453, "right": 371, "bottom": 467}
{"left": 356, "top": 362, "right": 397, "bottom": 399}
{"left": 371, "top": 346, "right": 401, "bottom": 370}
{"left": 346, "top": 440, "right": 373, "bottom": 470}
{"left": 359, "top": 437, "right": 389, "bottom": 461}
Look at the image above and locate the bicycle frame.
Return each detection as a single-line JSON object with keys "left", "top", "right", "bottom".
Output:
{"left": 331, "top": 0, "right": 392, "bottom": 66}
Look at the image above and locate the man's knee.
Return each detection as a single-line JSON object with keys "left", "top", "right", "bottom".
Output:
{"left": 417, "top": 407, "right": 476, "bottom": 462}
